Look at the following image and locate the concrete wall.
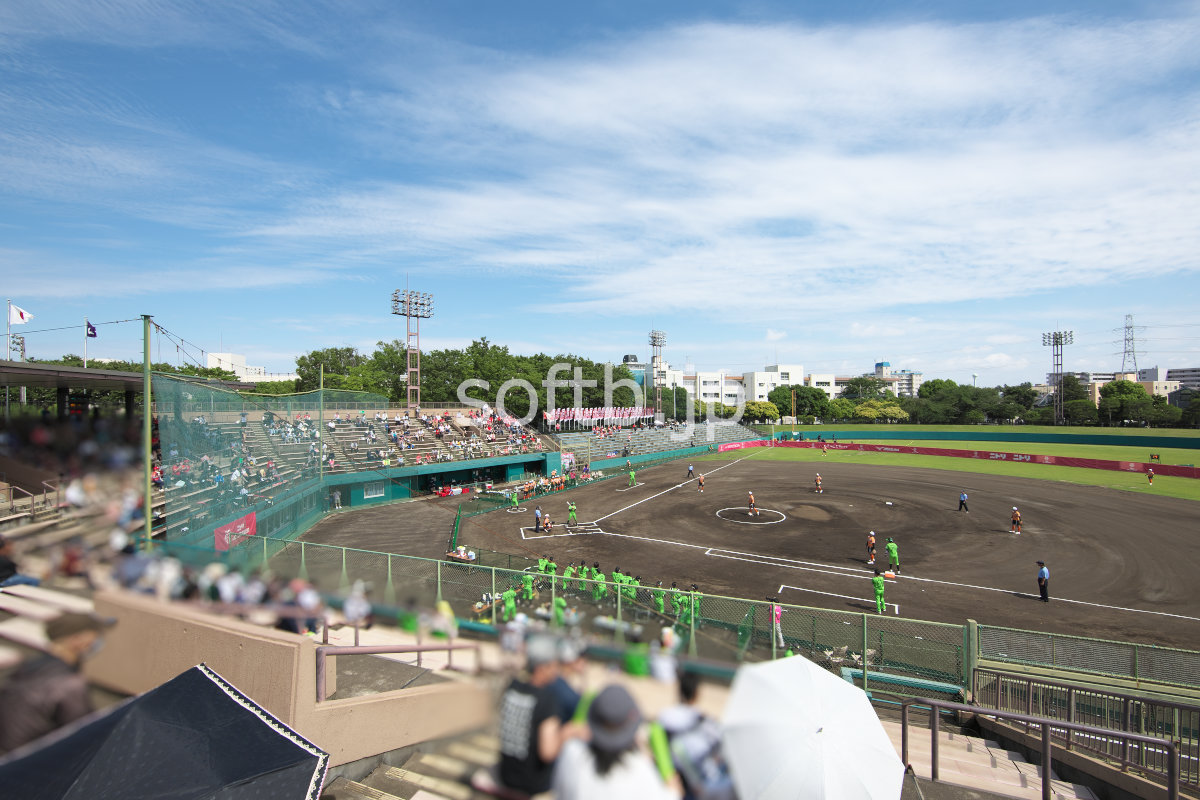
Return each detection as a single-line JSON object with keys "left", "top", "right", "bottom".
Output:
{"left": 84, "top": 590, "right": 491, "bottom": 766}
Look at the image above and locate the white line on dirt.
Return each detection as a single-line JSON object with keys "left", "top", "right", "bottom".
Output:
{"left": 778, "top": 583, "right": 898, "bottom": 614}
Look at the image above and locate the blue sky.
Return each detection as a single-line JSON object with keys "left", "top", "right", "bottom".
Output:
{"left": 3, "top": 0, "right": 1199, "bottom": 387}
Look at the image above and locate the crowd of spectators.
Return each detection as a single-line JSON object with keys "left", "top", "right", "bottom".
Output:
{"left": 490, "top": 633, "right": 736, "bottom": 800}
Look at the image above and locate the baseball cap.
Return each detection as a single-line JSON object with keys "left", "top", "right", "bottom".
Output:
{"left": 587, "top": 684, "right": 642, "bottom": 752}
{"left": 1036, "top": 560, "right": 1045, "bottom": 565}
{"left": 1013, "top": 506, "right": 1018, "bottom": 510}
{"left": 525, "top": 634, "right": 559, "bottom": 669}
{"left": 46, "top": 612, "right": 116, "bottom": 641}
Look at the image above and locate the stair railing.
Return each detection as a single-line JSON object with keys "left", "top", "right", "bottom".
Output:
{"left": 900, "top": 697, "right": 1179, "bottom": 800}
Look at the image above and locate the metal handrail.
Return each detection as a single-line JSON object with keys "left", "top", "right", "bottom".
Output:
{"left": 315, "top": 641, "right": 481, "bottom": 701}
{"left": 3, "top": 484, "right": 37, "bottom": 515}
{"left": 973, "top": 666, "right": 1199, "bottom": 788}
{"left": 900, "top": 697, "right": 1180, "bottom": 800}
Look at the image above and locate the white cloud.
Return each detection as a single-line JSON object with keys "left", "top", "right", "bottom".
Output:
{"left": 765, "top": 328, "right": 787, "bottom": 342}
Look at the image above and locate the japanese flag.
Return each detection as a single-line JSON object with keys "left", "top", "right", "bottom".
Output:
{"left": 9, "top": 305, "right": 33, "bottom": 325}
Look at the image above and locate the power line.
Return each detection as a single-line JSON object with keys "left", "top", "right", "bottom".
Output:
{"left": 5, "top": 318, "right": 141, "bottom": 336}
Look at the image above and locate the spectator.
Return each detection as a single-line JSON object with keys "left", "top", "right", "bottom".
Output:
{"left": 0, "top": 612, "right": 116, "bottom": 754}
{"left": 496, "top": 635, "right": 582, "bottom": 795}
{"left": 656, "top": 672, "right": 734, "bottom": 800}
{"left": 0, "top": 535, "right": 40, "bottom": 587}
{"left": 554, "top": 684, "right": 681, "bottom": 799}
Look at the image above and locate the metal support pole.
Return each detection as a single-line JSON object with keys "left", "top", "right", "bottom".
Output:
{"left": 862, "top": 613, "right": 869, "bottom": 695}
{"left": 1041, "top": 722, "right": 1053, "bottom": 800}
{"left": 616, "top": 586, "right": 623, "bottom": 645}
{"left": 901, "top": 703, "right": 910, "bottom": 768}
{"left": 142, "top": 314, "right": 153, "bottom": 550}
{"left": 930, "top": 706, "right": 940, "bottom": 782}
{"left": 437, "top": 560, "right": 443, "bottom": 603}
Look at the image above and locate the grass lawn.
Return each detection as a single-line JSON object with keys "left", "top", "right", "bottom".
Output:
{"left": 696, "top": 444, "right": 1200, "bottom": 503}
{"left": 756, "top": 423, "right": 1200, "bottom": 438}
{"left": 837, "top": 438, "right": 1200, "bottom": 466}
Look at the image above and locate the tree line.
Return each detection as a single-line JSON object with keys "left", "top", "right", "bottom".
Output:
{"left": 18, "top": 347, "right": 1200, "bottom": 428}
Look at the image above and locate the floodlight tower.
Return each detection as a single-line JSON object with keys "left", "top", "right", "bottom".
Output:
{"left": 392, "top": 289, "right": 434, "bottom": 414}
{"left": 1042, "top": 330, "right": 1074, "bottom": 425}
{"left": 648, "top": 329, "right": 666, "bottom": 419}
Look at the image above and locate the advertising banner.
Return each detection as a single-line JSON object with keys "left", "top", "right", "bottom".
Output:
{"left": 214, "top": 511, "right": 257, "bottom": 552}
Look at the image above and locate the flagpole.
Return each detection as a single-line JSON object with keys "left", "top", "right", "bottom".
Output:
{"left": 5, "top": 299, "right": 10, "bottom": 423}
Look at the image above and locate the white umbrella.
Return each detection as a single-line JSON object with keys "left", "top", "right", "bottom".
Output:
{"left": 722, "top": 655, "right": 903, "bottom": 800}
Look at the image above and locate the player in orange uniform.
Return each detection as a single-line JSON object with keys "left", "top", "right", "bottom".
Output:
{"left": 866, "top": 530, "right": 876, "bottom": 565}
{"left": 1011, "top": 506, "right": 1022, "bottom": 534}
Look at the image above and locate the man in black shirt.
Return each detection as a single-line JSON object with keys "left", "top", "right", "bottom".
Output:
{"left": 496, "top": 635, "right": 583, "bottom": 794}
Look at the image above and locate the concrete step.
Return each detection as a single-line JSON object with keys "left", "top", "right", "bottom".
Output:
{"left": 0, "top": 591, "right": 63, "bottom": 621}
{"left": 323, "top": 777, "right": 405, "bottom": 800}
{"left": 365, "top": 766, "right": 484, "bottom": 800}
{"left": 884, "top": 722, "right": 1097, "bottom": 800}
{"left": 0, "top": 584, "right": 94, "bottom": 613}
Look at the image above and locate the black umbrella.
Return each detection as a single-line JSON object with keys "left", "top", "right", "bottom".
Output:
{"left": 0, "top": 663, "right": 328, "bottom": 799}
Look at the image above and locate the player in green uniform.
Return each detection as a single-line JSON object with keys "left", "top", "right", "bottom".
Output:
{"left": 562, "top": 562, "right": 576, "bottom": 592}
{"left": 626, "top": 576, "right": 640, "bottom": 602}
{"left": 592, "top": 568, "right": 608, "bottom": 602}
{"left": 553, "top": 595, "right": 568, "bottom": 626}
{"left": 577, "top": 560, "right": 590, "bottom": 591}
{"left": 521, "top": 572, "right": 535, "bottom": 601}
{"left": 885, "top": 538, "right": 900, "bottom": 574}
{"left": 670, "top": 582, "right": 684, "bottom": 616}
{"left": 872, "top": 569, "right": 886, "bottom": 614}
{"left": 546, "top": 557, "right": 558, "bottom": 590}
{"left": 537, "top": 555, "right": 548, "bottom": 574}
{"left": 652, "top": 581, "right": 666, "bottom": 614}
{"left": 567, "top": 501, "right": 578, "bottom": 524}
{"left": 501, "top": 586, "right": 517, "bottom": 621}
{"left": 510, "top": 491, "right": 519, "bottom": 508}
{"left": 628, "top": 469, "right": 636, "bottom": 487}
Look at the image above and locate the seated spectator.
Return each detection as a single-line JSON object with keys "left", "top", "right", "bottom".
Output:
{"left": 0, "top": 535, "right": 40, "bottom": 588}
{"left": 554, "top": 684, "right": 681, "bottom": 799}
{"left": 657, "top": 672, "right": 734, "bottom": 800}
{"left": 0, "top": 613, "right": 116, "bottom": 754}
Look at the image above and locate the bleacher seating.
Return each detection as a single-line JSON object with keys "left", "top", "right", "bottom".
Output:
{"left": 555, "top": 419, "right": 762, "bottom": 463}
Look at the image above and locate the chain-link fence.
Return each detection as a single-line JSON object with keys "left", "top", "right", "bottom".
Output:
{"left": 154, "top": 373, "right": 391, "bottom": 548}
{"left": 978, "top": 625, "right": 1200, "bottom": 689}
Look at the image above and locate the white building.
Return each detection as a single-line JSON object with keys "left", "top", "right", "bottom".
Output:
{"left": 741, "top": 364, "right": 804, "bottom": 402}
{"left": 207, "top": 352, "right": 299, "bottom": 383}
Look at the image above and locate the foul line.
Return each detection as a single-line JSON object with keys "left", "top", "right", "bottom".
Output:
{"left": 599, "top": 532, "right": 1200, "bottom": 623}
{"left": 779, "top": 584, "right": 898, "bottom": 615}
{"left": 710, "top": 549, "right": 895, "bottom": 582}
{"left": 594, "top": 455, "right": 757, "bottom": 524}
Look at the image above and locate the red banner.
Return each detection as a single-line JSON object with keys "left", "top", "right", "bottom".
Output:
{"left": 719, "top": 440, "right": 1200, "bottom": 479}
{"left": 214, "top": 511, "right": 257, "bottom": 552}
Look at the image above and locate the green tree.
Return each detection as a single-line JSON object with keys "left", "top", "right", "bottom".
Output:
{"left": 1098, "top": 380, "right": 1150, "bottom": 425}
{"left": 768, "top": 385, "right": 830, "bottom": 419}
{"left": 295, "top": 347, "right": 367, "bottom": 391}
{"left": 999, "top": 383, "right": 1038, "bottom": 410}
{"left": 743, "top": 401, "right": 781, "bottom": 422}
{"left": 827, "top": 397, "right": 856, "bottom": 421}
{"left": 1063, "top": 399, "right": 1099, "bottom": 424}
{"left": 839, "top": 376, "right": 888, "bottom": 401}
{"left": 1059, "top": 374, "right": 1088, "bottom": 403}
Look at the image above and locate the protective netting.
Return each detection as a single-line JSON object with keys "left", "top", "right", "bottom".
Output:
{"left": 978, "top": 625, "right": 1200, "bottom": 688}
{"left": 154, "top": 373, "right": 388, "bottom": 548}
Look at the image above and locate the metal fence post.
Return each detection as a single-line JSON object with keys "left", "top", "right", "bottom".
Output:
{"left": 299, "top": 541, "right": 308, "bottom": 581}
{"left": 385, "top": 555, "right": 395, "bottom": 606}
{"left": 437, "top": 560, "right": 443, "bottom": 604}
{"left": 862, "top": 613, "right": 870, "bottom": 695}
{"left": 1041, "top": 722, "right": 1053, "bottom": 800}
{"left": 930, "top": 705, "right": 940, "bottom": 782}
{"left": 551, "top": 577, "right": 557, "bottom": 628}
{"left": 964, "top": 619, "right": 978, "bottom": 697}
{"left": 616, "top": 586, "right": 624, "bottom": 645}
{"left": 491, "top": 566, "right": 496, "bottom": 615}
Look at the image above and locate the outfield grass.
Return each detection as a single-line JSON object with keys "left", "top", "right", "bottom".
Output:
{"left": 757, "top": 423, "right": 1200, "bottom": 438}
{"left": 841, "top": 439, "right": 1200, "bottom": 466}
{"left": 697, "top": 445, "right": 1200, "bottom": 502}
